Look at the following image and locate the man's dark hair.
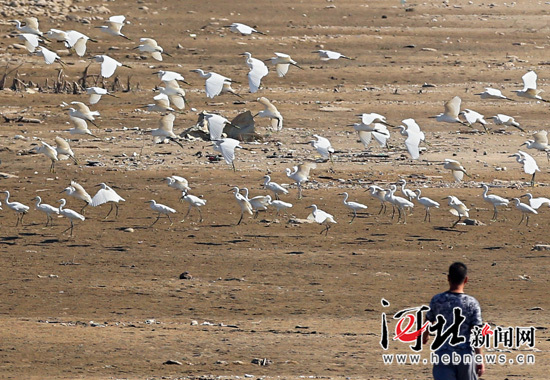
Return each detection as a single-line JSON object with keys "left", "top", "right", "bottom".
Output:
{"left": 448, "top": 262, "right": 468, "bottom": 285}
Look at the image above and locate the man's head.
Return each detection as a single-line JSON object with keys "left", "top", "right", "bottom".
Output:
{"left": 448, "top": 262, "right": 468, "bottom": 285}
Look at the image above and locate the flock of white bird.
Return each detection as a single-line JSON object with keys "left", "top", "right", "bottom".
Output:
{"left": 2, "top": 16, "right": 550, "bottom": 235}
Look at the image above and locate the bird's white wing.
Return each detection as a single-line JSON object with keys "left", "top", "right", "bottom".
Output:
{"left": 372, "top": 124, "right": 390, "bottom": 147}
{"left": 89, "top": 93, "right": 102, "bottom": 105}
{"left": 72, "top": 37, "right": 87, "bottom": 57}
{"left": 247, "top": 58, "right": 268, "bottom": 93}
{"left": 100, "top": 56, "right": 121, "bottom": 78}
{"left": 519, "top": 151, "right": 540, "bottom": 174}
{"left": 91, "top": 188, "right": 124, "bottom": 206}
{"left": 325, "top": 50, "right": 341, "bottom": 60}
{"left": 533, "top": 130, "right": 548, "bottom": 145}
{"left": 405, "top": 133, "right": 421, "bottom": 160}
{"left": 444, "top": 96, "right": 461, "bottom": 118}
{"left": 275, "top": 63, "right": 290, "bottom": 77}
{"left": 452, "top": 170, "right": 464, "bottom": 182}
{"left": 109, "top": 15, "right": 127, "bottom": 24}
{"left": 522, "top": 71, "right": 537, "bottom": 90}
{"left": 402, "top": 118, "right": 421, "bottom": 133}
{"left": 159, "top": 113, "right": 176, "bottom": 133}
{"left": 357, "top": 130, "right": 372, "bottom": 148}
{"left": 205, "top": 74, "right": 225, "bottom": 98}
{"left": 206, "top": 114, "right": 227, "bottom": 141}
{"left": 219, "top": 139, "right": 240, "bottom": 164}
{"left": 40, "top": 47, "right": 58, "bottom": 64}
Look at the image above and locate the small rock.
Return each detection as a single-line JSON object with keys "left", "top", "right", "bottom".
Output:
{"left": 464, "top": 218, "right": 485, "bottom": 226}
{"left": 124, "top": 227, "right": 134, "bottom": 233}
{"left": 163, "top": 360, "right": 182, "bottom": 365}
{"left": 190, "top": 320, "right": 198, "bottom": 325}
{"left": 179, "top": 271, "right": 193, "bottom": 280}
{"left": 251, "top": 358, "right": 272, "bottom": 366}
{"left": 532, "top": 244, "right": 550, "bottom": 251}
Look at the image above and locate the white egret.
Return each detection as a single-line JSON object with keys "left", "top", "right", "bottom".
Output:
{"left": 201, "top": 112, "right": 233, "bottom": 140}
{"left": 520, "top": 193, "right": 550, "bottom": 210}
{"left": 310, "top": 134, "right": 334, "bottom": 162}
{"left": 306, "top": 204, "right": 336, "bottom": 235}
{"left": 17, "top": 33, "right": 41, "bottom": 53}
{"left": 54, "top": 136, "right": 78, "bottom": 165}
{"left": 67, "top": 113, "right": 96, "bottom": 137}
{"left": 352, "top": 122, "right": 390, "bottom": 149}
{"left": 92, "top": 55, "right": 130, "bottom": 78}
{"left": 254, "top": 97, "right": 283, "bottom": 131}
{"left": 213, "top": 138, "right": 242, "bottom": 171}
{"left": 154, "top": 70, "right": 189, "bottom": 84}
{"left": 35, "top": 47, "right": 65, "bottom": 66}
{"left": 58, "top": 199, "right": 85, "bottom": 236}
{"left": 91, "top": 183, "right": 125, "bottom": 219}
{"left": 384, "top": 188, "right": 397, "bottom": 219}
{"left": 268, "top": 196, "right": 292, "bottom": 216}
{"left": 397, "top": 179, "right": 415, "bottom": 201}
{"left": 241, "top": 188, "right": 270, "bottom": 218}
{"left": 158, "top": 83, "right": 187, "bottom": 109}
{"left": 509, "top": 150, "right": 540, "bottom": 186}
{"left": 220, "top": 80, "right": 243, "bottom": 98}
{"left": 144, "top": 93, "right": 174, "bottom": 113}
{"left": 512, "top": 198, "right": 537, "bottom": 226}
{"left": 357, "top": 113, "right": 395, "bottom": 128}
{"left": 166, "top": 176, "right": 190, "bottom": 192}
{"left": 475, "top": 87, "right": 514, "bottom": 101}
{"left": 31, "top": 142, "right": 58, "bottom": 173}
{"left": 32, "top": 196, "right": 59, "bottom": 227}
{"left": 444, "top": 195, "right": 470, "bottom": 227}
{"left": 262, "top": 175, "right": 288, "bottom": 199}
{"left": 433, "top": 96, "right": 469, "bottom": 127}
{"left": 268, "top": 52, "right": 303, "bottom": 77}
{"left": 190, "top": 69, "right": 233, "bottom": 99}
{"left": 67, "top": 101, "right": 100, "bottom": 127}
{"left": 395, "top": 118, "right": 425, "bottom": 159}
{"left": 65, "top": 30, "right": 95, "bottom": 57}
{"left": 367, "top": 185, "right": 388, "bottom": 214}
{"left": 180, "top": 190, "right": 206, "bottom": 222}
{"left": 135, "top": 38, "right": 171, "bottom": 61}
{"left": 480, "top": 184, "right": 509, "bottom": 221}
{"left": 492, "top": 114, "right": 524, "bottom": 132}
{"left": 339, "top": 192, "right": 367, "bottom": 223}
{"left": 230, "top": 186, "right": 253, "bottom": 225}
{"left": 151, "top": 113, "right": 184, "bottom": 148}
{"left": 443, "top": 159, "right": 470, "bottom": 182}
{"left": 1, "top": 190, "right": 29, "bottom": 226}
{"left": 413, "top": 189, "right": 439, "bottom": 222}
{"left": 226, "top": 22, "right": 265, "bottom": 36}
{"left": 513, "top": 71, "right": 549, "bottom": 102}
{"left": 312, "top": 49, "right": 353, "bottom": 61}
{"left": 147, "top": 200, "right": 176, "bottom": 226}
{"left": 240, "top": 52, "right": 268, "bottom": 93}
{"left": 45, "top": 28, "right": 68, "bottom": 42}
{"left": 11, "top": 18, "right": 42, "bottom": 35}
{"left": 86, "top": 87, "right": 117, "bottom": 105}
{"left": 286, "top": 162, "right": 316, "bottom": 199}
{"left": 387, "top": 185, "right": 414, "bottom": 224}
{"left": 521, "top": 131, "right": 550, "bottom": 161}
{"left": 96, "top": 15, "right": 130, "bottom": 40}
{"left": 460, "top": 109, "right": 489, "bottom": 134}
{"left": 62, "top": 181, "right": 92, "bottom": 213}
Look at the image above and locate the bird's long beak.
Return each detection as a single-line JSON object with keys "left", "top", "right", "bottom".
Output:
{"left": 164, "top": 52, "right": 173, "bottom": 58}
{"left": 520, "top": 142, "right": 527, "bottom": 146}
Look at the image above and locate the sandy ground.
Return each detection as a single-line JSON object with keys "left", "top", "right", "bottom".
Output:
{"left": 0, "top": 0, "right": 549, "bottom": 379}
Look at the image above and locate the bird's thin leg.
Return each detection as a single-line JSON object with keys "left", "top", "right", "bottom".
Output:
{"left": 20, "top": 213, "right": 26, "bottom": 226}
{"left": 424, "top": 208, "right": 428, "bottom": 222}
{"left": 253, "top": 210, "right": 259, "bottom": 219}
{"left": 45, "top": 215, "right": 50, "bottom": 227}
{"left": 237, "top": 212, "right": 244, "bottom": 225}
{"left": 81, "top": 202, "right": 88, "bottom": 214}
{"left": 184, "top": 205, "right": 192, "bottom": 219}
{"left": 15, "top": 214, "right": 20, "bottom": 227}
{"left": 167, "top": 214, "right": 174, "bottom": 225}
{"left": 104, "top": 203, "right": 114, "bottom": 219}
{"left": 275, "top": 193, "right": 280, "bottom": 200}
{"left": 518, "top": 214, "right": 524, "bottom": 226}
{"left": 391, "top": 205, "right": 396, "bottom": 219}
{"left": 115, "top": 203, "right": 120, "bottom": 218}
{"left": 452, "top": 216, "right": 461, "bottom": 228}
{"left": 378, "top": 203, "right": 384, "bottom": 214}
{"left": 150, "top": 214, "right": 161, "bottom": 227}
{"left": 198, "top": 208, "right": 203, "bottom": 222}
{"left": 428, "top": 209, "right": 432, "bottom": 223}
{"left": 350, "top": 210, "right": 357, "bottom": 224}
{"left": 297, "top": 184, "right": 303, "bottom": 200}
{"left": 531, "top": 173, "right": 536, "bottom": 187}
{"left": 325, "top": 224, "right": 331, "bottom": 236}
{"left": 403, "top": 211, "right": 407, "bottom": 224}
{"left": 232, "top": 162, "right": 236, "bottom": 172}
{"left": 71, "top": 155, "right": 79, "bottom": 165}
{"left": 275, "top": 210, "right": 280, "bottom": 216}
{"left": 526, "top": 215, "right": 530, "bottom": 227}
{"left": 69, "top": 220, "right": 74, "bottom": 236}
{"left": 50, "top": 160, "right": 55, "bottom": 173}
{"left": 492, "top": 206, "right": 497, "bottom": 221}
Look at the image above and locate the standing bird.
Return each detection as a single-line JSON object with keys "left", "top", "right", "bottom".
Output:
{"left": 443, "top": 159, "right": 470, "bottom": 182}
{"left": 213, "top": 138, "right": 242, "bottom": 171}
{"left": 32, "top": 196, "right": 59, "bottom": 227}
{"left": 91, "top": 183, "right": 125, "bottom": 219}
{"left": 92, "top": 55, "right": 130, "bottom": 79}
{"left": 312, "top": 49, "right": 353, "bottom": 61}
{"left": 166, "top": 176, "right": 190, "bottom": 192}
{"left": 286, "top": 162, "right": 316, "bottom": 199}
{"left": 268, "top": 196, "right": 293, "bottom": 216}
{"left": 262, "top": 175, "right": 288, "bottom": 199}
{"left": 413, "top": 189, "right": 439, "bottom": 223}
{"left": 240, "top": 52, "right": 269, "bottom": 93}
{"left": 306, "top": 204, "right": 336, "bottom": 235}
{"left": 444, "top": 195, "right": 469, "bottom": 227}
{"left": 86, "top": 87, "right": 117, "bottom": 105}
{"left": 96, "top": 15, "right": 130, "bottom": 40}
{"left": 520, "top": 193, "right": 550, "bottom": 210}
{"left": 254, "top": 97, "right": 283, "bottom": 131}
{"left": 1, "top": 191, "right": 29, "bottom": 226}
{"left": 492, "top": 114, "right": 524, "bottom": 132}
{"left": 512, "top": 198, "right": 537, "bottom": 227}
{"left": 241, "top": 188, "right": 271, "bottom": 219}
{"left": 268, "top": 52, "right": 303, "bottom": 77}
{"left": 151, "top": 113, "right": 183, "bottom": 148}
{"left": 310, "top": 134, "right": 334, "bottom": 162}
{"left": 231, "top": 186, "right": 253, "bottom": 225}
{"left": 367, "top": 185, "right": 388, "bottom": 214}
{"left": 226, "top": 22, "right": 266, "bottom": 36}
{"left": 433, "top": 96, "right": 469, "bottom": 127}
{"left": 180, "top": 190, "right": 206, "bottom": 222}
{"left": 147, "top": 200, "right": 176, "bottom": 227}
{"left": 31, "top": 142, "right": 58, "bottom": 173}
{"left": 190, "top": 69, "right": 233, "bottom": 99}
{"left": 58, "top": 199, "right": 85, "bottom": 236}
{"left": 395, "top": 118, "right": 425, "bottom": 159}
{"left": 62, "top": 181, "right": 92, "bottom": 213}
{"left": 480, "top": 184, "right": 509, "bottom": 221}
{"left": 339, "top": 192, "right": 367, "bottom": 223}
{"left": 509, "top": 151, "right": 540, "bottom": 187}
{"left": 513, "top": 71, "right": 549, "bottom": 102}
{"left": 136, "top": 38, "right": 171, "bottom": 61}
{"left": 460, "top": 109, "right": 489, "bottom": 134}
{"left": 387, "top": 185, "right": 414, "bottom": 224}
{"left": 54, "top": 136, "right": 78, "bottom": 165}
{"left": 397, "top": 179, "right": 415, "bottom": 201}
{"left": 11, "top": 17, "right": 42, "bottom": 36}
{"left": 475, "top": 87, "right": 514, "bottom": 101}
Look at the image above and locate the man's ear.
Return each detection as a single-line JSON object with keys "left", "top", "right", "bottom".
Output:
{"left": 463, "top": 276, "right": 468, "bottom": 285}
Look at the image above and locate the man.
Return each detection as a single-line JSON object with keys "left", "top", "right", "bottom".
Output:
{"left": 423, "top": 262, "right": 485, "bottom": 380}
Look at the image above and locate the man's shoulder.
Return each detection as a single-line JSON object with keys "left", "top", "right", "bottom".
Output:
{"left": 430, "top": 291, "right": 480, "bottom": 306}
